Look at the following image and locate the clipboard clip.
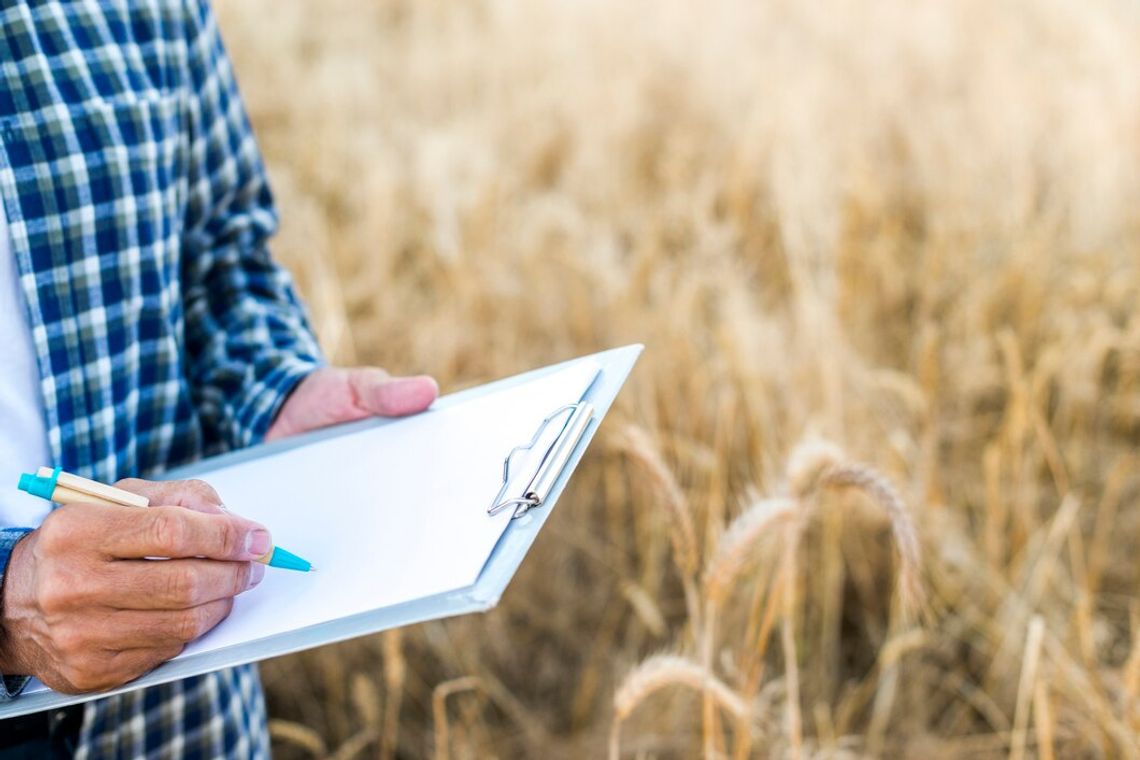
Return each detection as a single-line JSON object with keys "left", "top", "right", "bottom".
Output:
{"left": 488, "top": 401, "right": 596, "bottom": 519}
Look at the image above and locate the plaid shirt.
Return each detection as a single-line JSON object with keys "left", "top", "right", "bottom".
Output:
{"left": 0, "top": 1, "right": 324, "bottom": 757}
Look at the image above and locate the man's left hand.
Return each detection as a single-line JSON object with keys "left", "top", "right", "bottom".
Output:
{"left": 266, "top": 367, "right": 439, "bottom": 441}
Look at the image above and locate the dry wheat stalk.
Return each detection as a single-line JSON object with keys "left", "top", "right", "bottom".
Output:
{"left": 1010, "top": 615, "right": 1046, "bottom": 760}
{"left": 329, "top": 728, "right": 380, "bottom": 760}
{"left": 702, "top": 496, "right": 799, "bottom": 607}
{"left": 610, "top": 653, "right": 749, "bottom": 759}
{"left": 613, "top": 653, "right": 749, "bottom": 722}
{"left": 268, "top": 720, "right": 328, "bottom": 758}
{"left": 350, "top": 673, "right": 382, "bottom": 728}
{"left": 698, "top": 440, "right": 922, "bottom": 757}
{"left": 613, "top": 423, "right": 704, "bottom": 631}
{"left": 433, "top": 677, "right": 483, "bottom": 760}
{"left": 786, "top": 438, "right": 848, "bottom": 499}
{"left": 613, "top": 424, "right": 700, "bottom": 580}
{"left": 816, "top": 463, "right": 925, "bottom": 619}
{"left": 1033, "top": 679, "right": 1056, "bottom": 760}
{"left": 1123, "top": 603, "right": 1140, "bottom": 708}
{"left": 700, "top": 496, "right": 797, "bottom": 758}
{"left": 780, "top": 519, "right": 804, "bottom": 760}
{"left": 864, "top": 630, "right": 925, "bottom": 755}
{"left": 786, "top": 436, "right": 925, "bottom": 615}
{"left": 380, "top": 629, "right": 406, "bottom": 760}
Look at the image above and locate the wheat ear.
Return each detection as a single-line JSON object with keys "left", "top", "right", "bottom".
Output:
{"left": 614, "top": 653, "right": 749, "bottom": 721}
{"left": 610, "top": 653, "right": 749, "bottom": 760}
{"left": 702, "top": 496, "right": 799, "bottom": 607}
{"left": 818, "top": 463, "right": 925, "bottom": 618}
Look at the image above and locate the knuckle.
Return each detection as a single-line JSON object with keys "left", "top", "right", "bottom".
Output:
{"left": 149, "top": 511, "right": 187, "bottom": 552}
{"left": 215, "top": 519, "right": 241, "bottom": 558}
{"left": 36, "top": 510, "right": 75, "bottom": 551}
{"left": 174, "top": 610, "right": 202, "bottom": 642}
{"left": 186, "top": 479, "right": 222, "bottom": 505}
{"left": 174, "top": 605, "right": 218, "bottom": 642}
{"left": 197, "top": 600, "right": 230, "bottom": 640}
{"left": 54, "top": 627, "right": 87, "bottom": 659}
{"left": 35, "top": 559, "right": 97, "bottom": 614}
{"left": 39, "top": 567, "right": 90, "bottom": 613}
{"left": 233, "top": 563, "right": 252, "bottom": 595}
{"left": 40, "top": 584, "right": 78, "bottom": 615}
{"left": 203, "top": 601, "right": 228, "bottom": 632}
{"left": 163, "top": 566, "right": 200, "bottom": 605}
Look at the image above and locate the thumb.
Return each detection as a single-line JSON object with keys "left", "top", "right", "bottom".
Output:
{"left": 348, "top": 369, "right": 439, "bottom": 418}
{"left": 266, "top": 367, "right": 439, "bottom": 441}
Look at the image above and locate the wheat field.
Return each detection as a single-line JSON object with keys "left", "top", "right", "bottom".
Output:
{"left": 215, "top": 0, "right": 1140, "bottom": 757}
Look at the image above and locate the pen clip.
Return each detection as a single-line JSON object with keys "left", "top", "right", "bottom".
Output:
{"left": 488, "top": 401, "right": 594, "bottom": 519}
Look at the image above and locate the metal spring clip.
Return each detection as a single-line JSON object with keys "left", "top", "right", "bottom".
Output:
{"left": 487, "top": 401, "right": 595, "bottom": 519}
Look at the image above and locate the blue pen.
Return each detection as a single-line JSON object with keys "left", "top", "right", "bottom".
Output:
{"left": 17, "top": 466, "right": 315, "bottom": 573}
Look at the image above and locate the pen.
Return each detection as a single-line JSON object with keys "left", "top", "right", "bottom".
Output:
{"left": 17, "top": 466, "right": 315, "bottom": 573}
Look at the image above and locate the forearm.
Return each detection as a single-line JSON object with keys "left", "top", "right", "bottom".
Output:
{"left": 184, "top": 274, "right": 323, "bottom": 448}
{"left": 179, "top": 0, "right": 323, "bottom": 449}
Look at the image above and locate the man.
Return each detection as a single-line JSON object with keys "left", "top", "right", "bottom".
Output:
{"left": 0, "top": 1, "right": 438, "bottom": 756}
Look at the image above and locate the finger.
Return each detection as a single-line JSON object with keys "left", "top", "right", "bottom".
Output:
{"left": 101, "top": 558, "right": 263, "bottom": 609}
{"left": 98, "top": 506, "right": 272, "bottom": 562}
{"left": 49, "top": 644, "right": 185, "bottom": 694}
{"left": 100, "top": 645, "right": 185, "bottom": 685}
{"left": 102, "top": 598, "right": 235, "bottom": 647}
{"left": 349, "top": 370, "right": 438, "bottom": 417}
{"left": 114, "top": 478, "right": 227, "bottom": 515}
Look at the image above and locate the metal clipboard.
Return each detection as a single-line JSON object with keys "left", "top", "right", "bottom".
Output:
{"left": 0, "top": 345, "right": 642, "bottom": 719}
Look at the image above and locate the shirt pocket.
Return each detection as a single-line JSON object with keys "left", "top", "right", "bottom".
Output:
{"left": 83, "top": 94, "right": 189, "bottom": 325}
{"left": 71, "top": 94, "right": 187, "bottom": 275}
{"left": 67, "top": 93, "right": 186, "bottom": 241}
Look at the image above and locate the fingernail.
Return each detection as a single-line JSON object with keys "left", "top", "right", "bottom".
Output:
{"left": 247, "top": 563, "right": 266, "bottom": 589}
{"left": 244, "top": 529, "right": 272, "bottom": 558}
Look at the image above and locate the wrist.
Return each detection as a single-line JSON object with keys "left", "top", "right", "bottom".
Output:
{"left": 0, "top": 532, "right": 36, "bottom": 676}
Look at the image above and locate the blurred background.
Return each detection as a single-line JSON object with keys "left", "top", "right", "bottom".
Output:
{"left": 217, "top": 0, "right": 1140, "bottom": 756}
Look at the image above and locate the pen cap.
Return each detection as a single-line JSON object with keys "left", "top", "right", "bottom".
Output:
{"left": 18, "top": 472, "right": 56, "bottom": 500}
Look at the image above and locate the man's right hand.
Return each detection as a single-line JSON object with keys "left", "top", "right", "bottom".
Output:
{"left": 0, "top": 479, "right": 270, "bottom": 694}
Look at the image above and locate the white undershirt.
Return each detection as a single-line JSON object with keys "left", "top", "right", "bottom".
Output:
{"left": 0, "top": 199, "right": 52, "bottom": 528}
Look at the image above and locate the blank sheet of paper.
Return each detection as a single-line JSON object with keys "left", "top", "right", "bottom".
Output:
{"left": 179, "top": 358, "right": 601, "bottom": 657}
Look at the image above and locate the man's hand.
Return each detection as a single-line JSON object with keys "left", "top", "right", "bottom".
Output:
{"left": 266, "top": 367, "right": 439, "bottom": 441}
{"left": 0, "top": 479, "right": 269, "bottom": 694}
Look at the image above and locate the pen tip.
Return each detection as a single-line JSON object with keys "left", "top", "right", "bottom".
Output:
{"left": 308, "top": 566, "right": 318, "bottom": 572}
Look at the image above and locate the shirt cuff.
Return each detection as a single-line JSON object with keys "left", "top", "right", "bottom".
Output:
{"left": 0, "top": 527, "right": 34, "bottom": 700}
{"left": 232, "top": 352, "right": 323, "bottom": 447}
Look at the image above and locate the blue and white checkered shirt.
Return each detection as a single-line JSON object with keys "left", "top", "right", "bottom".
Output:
{"left": 0, "top": 1, "right": 324, "bottom": 756}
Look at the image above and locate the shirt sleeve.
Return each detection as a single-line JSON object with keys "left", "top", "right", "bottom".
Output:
{"left": 179, "top": 0, "right": 324, "bottom": 452}
{"left": 0, "top": 527, "right": 33, "bottom": 700}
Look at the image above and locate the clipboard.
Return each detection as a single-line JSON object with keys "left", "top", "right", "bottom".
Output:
{"left": 0, "top": 345, "right": 641, "bottom": 719}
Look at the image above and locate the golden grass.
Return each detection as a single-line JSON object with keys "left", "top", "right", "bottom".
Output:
{"left": 216, "top": 0, "right": 1140, "bottom": 755}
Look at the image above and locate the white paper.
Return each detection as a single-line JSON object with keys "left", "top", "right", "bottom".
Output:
{"left": 172, "top": 358, "right": 602, "bottom": 657}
